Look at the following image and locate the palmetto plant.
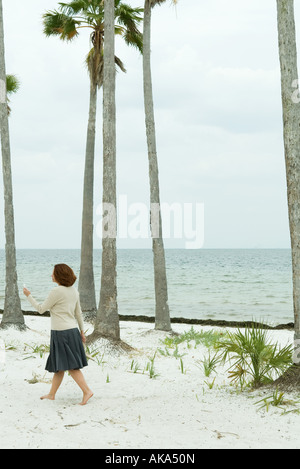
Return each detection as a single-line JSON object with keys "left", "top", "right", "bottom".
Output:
{"left": 43, "top": 1, "right": 143, "bottom": 315}
{"left": 217, "top": 325, "right": 293, "bottom": 388}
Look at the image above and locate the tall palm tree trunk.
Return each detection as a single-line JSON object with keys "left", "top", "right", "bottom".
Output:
{"left": 143, "top": 0, "right": 171, "bottom": 332}
{"left": 277, "top": 0, "right": 300, "bottom": 351}
{"left": 92, "top": 0, "right": 120, "bottom": 341}
{"left": 0, "top": 0, "right": 24, "bottom": 330}
{"left": 79, "top": 81, "right": 97, "bottom": 316}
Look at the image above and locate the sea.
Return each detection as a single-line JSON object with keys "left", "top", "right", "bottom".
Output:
{"left": 0, "top": 249, "right": 294, "bottom": 326}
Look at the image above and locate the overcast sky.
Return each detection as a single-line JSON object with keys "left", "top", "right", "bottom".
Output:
{"left": 0, "top": 0, "right": 298, "bottom": 249}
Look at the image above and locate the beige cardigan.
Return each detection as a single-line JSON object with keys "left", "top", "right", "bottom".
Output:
{"left": 26, "top": 286, "right": 85, "bottom": 332}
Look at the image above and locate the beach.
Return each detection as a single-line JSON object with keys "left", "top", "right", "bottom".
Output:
{"left": 0, "top": 314, "right": 299, "bottom": 450}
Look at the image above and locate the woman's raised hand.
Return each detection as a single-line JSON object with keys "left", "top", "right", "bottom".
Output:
{"left": 23, "top": 287, "right": 31, "bottom": 297}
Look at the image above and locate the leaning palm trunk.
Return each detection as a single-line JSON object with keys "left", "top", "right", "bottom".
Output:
{"left": 92, "top": 0, "right": 120, "bottom": 341}
{"left": 78, "top": 81, "right": 97, "bottom": 316}
{"left": 143, "top": 0, "right": 171, "bottom": 332}
{"left": 277, "top": 0, "right": 300, "bottom": 353}
{"left": 0, "top": 0, "right": 24, "bottom": 330}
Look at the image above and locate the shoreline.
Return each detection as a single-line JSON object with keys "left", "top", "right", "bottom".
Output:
{"left": 1, "top": 309, "right": 294, "bottom": 331}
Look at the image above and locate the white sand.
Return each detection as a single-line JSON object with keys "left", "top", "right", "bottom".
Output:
{"left": 0, "top": 315, "right": 299, "bottom": 450}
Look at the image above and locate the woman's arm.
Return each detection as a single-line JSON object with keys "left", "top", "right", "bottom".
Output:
{"left": 75, "top": 294, "right": 85, "bottom": 334}
{"left": 24, "top": 288, "right": 58, "bottom": 315}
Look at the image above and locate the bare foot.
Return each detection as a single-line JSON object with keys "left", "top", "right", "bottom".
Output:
{"left": 40, "top": 394, "right": 55, "bottom": 401}
{"left": 79, "top": 391, "right": 94, "bottom": 406}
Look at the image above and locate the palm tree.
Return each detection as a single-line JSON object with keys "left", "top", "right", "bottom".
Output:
{"left": 0, "top": 0, "right": 25, "bottom": 330}
{"left": 143, "top": 0, "right": 177, "bottom": 332}
{"left": 90, "top": 0, "right": 119, "bottom": 342}
{"left": 43, "top": 0, "right": 143, "bottom": 317}
{"left": 277, "top": 0, "right": 300, "bottom": 361}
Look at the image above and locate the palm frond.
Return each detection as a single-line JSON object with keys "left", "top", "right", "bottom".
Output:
{"left": 114, "top": 25, "right": 124, "bottom": 36}
{"left": 151, "top": 0, "right": 178, "bottom": 7}
{"left": 85, "top": 49, "right": 127, "bottom": 88}
{"left": 6, "top": 75, "right": 20, "bottom": 95}
{"left": 115, "top": 55, "right": 126, "bottom": 74}
{"left": 59, "top": 0, "right": 89, "bottom": 14}
{"left": 6, "top": 75, "right": 20, "bottom": 116}
{"left": 43, "top": 11, "right": 80, "bottom": 40}
{"left": 59, "top": 0, "right": 104, "bottom": 19}
{"left": 122, "top": 28, "right": 143, "bottom": 53}
{"left": 217, "top": 325, "right": 293, "bottom": 388}
{"left": 85, "top": 47, "right": 104, "bottom": 88}
{"left": 115, "top": 3, "right": 143, "bottom": 53}
{"left": 116, "top": 3, "right": 143, "bottom": 25}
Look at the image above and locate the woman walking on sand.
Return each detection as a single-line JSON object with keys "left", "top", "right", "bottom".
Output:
{"left": 23, "top": 263, "right": 93, "bottom": 406}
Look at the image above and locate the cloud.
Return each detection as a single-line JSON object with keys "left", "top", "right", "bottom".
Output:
{"left": 0, "top": 0, "right": 294, "bottom": 248}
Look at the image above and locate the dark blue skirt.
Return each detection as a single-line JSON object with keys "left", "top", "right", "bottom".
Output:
{"left": 46, "top": 328, "right": 88, "bottom": 373}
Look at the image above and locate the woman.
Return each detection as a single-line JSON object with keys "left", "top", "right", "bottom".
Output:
{"left": 23, "top": 263, "right": 93, "bottom": 406}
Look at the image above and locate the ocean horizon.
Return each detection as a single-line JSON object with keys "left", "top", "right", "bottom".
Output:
{"left": 0, "top": 248, "right": 294, "bottom": 326}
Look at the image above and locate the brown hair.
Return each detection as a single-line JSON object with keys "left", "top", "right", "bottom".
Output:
{"left": 53, "top": 264, "right": 77, "bottom": 287}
